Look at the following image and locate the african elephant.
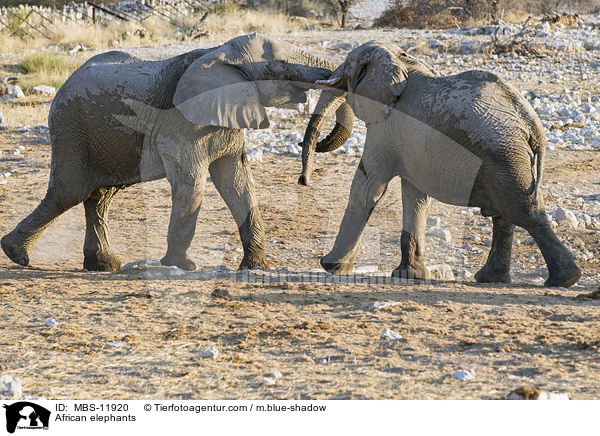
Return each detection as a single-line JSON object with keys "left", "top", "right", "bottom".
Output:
{"left": 299, "top": 41, "right": 581, "bottom": 288}
{"left": 1, "top": 33, "right": 352, "bottom": 272}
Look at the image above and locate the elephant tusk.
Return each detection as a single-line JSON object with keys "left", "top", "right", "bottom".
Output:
{"left": 316, "top": 76, "right": 342, "bottom": 86}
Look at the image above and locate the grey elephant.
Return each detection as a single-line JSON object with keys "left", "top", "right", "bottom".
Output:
{"left": 299, "top": 41, "right": 581, "bottom": 288}
{"left": 1, "top": 33, "right": 352, "bottom": 272}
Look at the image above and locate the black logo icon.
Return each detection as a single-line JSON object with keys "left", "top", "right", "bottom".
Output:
{"left": 3, "top": 402, "right": 50, "bottom": 434}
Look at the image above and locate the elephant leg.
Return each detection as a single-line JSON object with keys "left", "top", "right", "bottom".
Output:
{"left": 83, "top": 186, "right": 122, "bottom": 272}
{"left": 474, "top": 215, "right": 514, "bottom": 284}
{"left": 392, "top": 179, "right": 431, "bottom": 280}
{"left": 209, "top": 153, "right": 268, "bottom": 270}
{"left": 321, "top": 158, "right": 393, "bottom": 274}
{"left": 160, "top": 164, "right": 207, "bottom": 271}
{"left": 481, "top": 159, "right": 580, "bottom": 288}
{"left": 2, "top": 185, "right": 88, "bottom": 267}
{"left": 523, "top": 213, "right": 581, "bottom": 288}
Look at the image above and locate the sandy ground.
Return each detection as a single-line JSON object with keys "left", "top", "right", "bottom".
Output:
{"left": 1, "top": 29, "right": 600, "bottom": 400}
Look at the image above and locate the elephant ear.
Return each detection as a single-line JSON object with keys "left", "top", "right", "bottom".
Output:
{"left": 347, "top": 45, "right": 409, "bottom": 125}
{"left": 173, "top": 50, "right": 269, "bottom": 129}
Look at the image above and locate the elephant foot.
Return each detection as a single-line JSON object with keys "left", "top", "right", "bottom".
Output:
{"left": 320, "top": 256, "right": 354, "bottom": 275}
{"left": 161, "top": 254, "right": 197, "bottom": 271}
{"left": 545, "top": 265, "right": 581, "bottom": 288}
{"left": 1, "top": 233, "right": 30, "bottom": 267}
{"left": 84, "top": 250, "right": 122, "bottom": 272}
{"left": 391, "top": 263, "right": 430, "bottom": 280}
{"left": 239, "top": 251, "right": 269, "bottom": 270}
{"left": 474, "top": 263, "right": 511, "bottom": 284}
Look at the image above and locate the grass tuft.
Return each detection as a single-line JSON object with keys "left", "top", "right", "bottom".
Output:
{"left": 18, "top": 53, "right": 83, "bottom": 93}
{"left": 20, "top": 52, "right": 81, "bottom": 76}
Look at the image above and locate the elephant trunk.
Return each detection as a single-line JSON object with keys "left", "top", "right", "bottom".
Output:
{"left": 315, "top": 102, "right": 353, "bottom": 152}
{"left": 298, "top": 90, "right": 352, "bottom": 186}
{"left": 302, "top": 50, "right": 336, "bottom": 73}
{"left": 281, "top": 52, "right": 335, "bottom": 85}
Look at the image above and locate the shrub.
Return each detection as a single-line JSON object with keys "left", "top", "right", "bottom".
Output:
{"left": 375, "top": 0, "right": 461, "bottom": 28}
{"left": 375, "top": 0, "right": 600, "bottom": 28}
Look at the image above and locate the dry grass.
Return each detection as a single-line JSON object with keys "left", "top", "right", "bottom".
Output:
{"left": 48, "top": 21, "right": 137, "bottom": 48}
{"left": 0, "top": 97, "right": 52, "bottom": 126}
{"left": 202, "top": 8, "right": 304, "bottom": 36}
{"left": 0, "top": 9, "right": 306, "bottom": 55}
{"left": 0, "top": 33, "right": 34, "bottom": 53}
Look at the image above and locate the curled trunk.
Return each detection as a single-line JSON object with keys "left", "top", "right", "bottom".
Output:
{"left": 298, "top": 90, "right": 353, "bottom": 186}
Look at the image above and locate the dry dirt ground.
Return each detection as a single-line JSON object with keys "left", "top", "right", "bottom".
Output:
{"left": 1, "top": 33, "right": 600, "bottom": 400}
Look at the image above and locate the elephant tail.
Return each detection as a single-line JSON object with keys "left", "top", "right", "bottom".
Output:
{"left": 531, "top": 135, "right": 544, "bottom": 208}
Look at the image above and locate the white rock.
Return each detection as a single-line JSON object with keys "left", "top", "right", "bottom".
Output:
{"left": 380, "top": 328, "right": 403, "bottom": 341}
{"left": 427, "top": 264, "right": 455, "bottom": 281}
{"left": 270, "top": 370, "right": 282, "bottom": 380}
{"left": 0, "top": 374, "right": 23, "bottom": 399}
{"left": 576, "top": 213, "right": 592, "bottom": 227}
{"left": 32, "top": 85, "right": 56, "bottom": 96}
{"left": 551, "top": 207, "right": 579, "bottom": 228}
{"left": 452, "top": 369, "right": 475, "bottom": 381}
{"left": 262, "top": 377, "right": 276, "bottom": 385}
{"left": 167, "top": 266, "right": 185, "bottom": 276}
{"left": 246, "top": 147, "right": 263, "bottom": 162}
{"left": 45, "top": 318, "right": 59, "bottom": 328}
{"left": 108, "top": 342, "right": 128, "bottom": 348}
{"left": 286, "top": 143, "right": 300, "bottom": 155}
{"left": 1, "top": 85, "right": 24, "bottom": 101}
{"left": 195, "top": 346, "right": 218, "bottom": 359}
{"left": 455, "top": 268, "right": 472, "bottom": 279}
{"left": 532, "top": 276, "right": 545, "bottom": 285}
{"left": 10, "top": 145, "right": 25, "bottom": 155}
{"left": 427, "top": 228, "right": 452, "bottom": 243}
{"left": 361, "top": 301, "right": 402, "bottom": 310}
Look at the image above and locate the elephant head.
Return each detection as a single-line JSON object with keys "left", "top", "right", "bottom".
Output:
{"left": 173, "top": 33, "right": 354, "bottom": 140}
{"left": 299, "top": 41, "right": 436, "bottom": 185}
